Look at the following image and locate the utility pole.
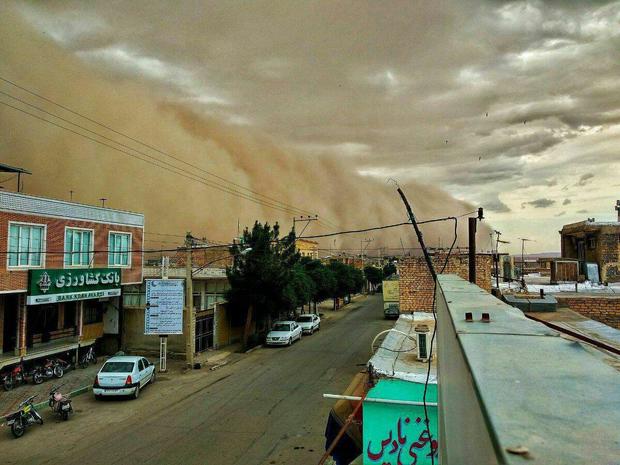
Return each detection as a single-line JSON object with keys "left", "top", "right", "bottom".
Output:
{"left": 184, "top": 233, "right": 194, "bottom": 369}
{"left": 518, "top": 238, "right": 534, "bottom": 288}
{"left": 293, "top": 215, "right": 319, "bottom": 237}
{"left": 468, "top": 208, "right": 485, "bottom": 284}
{"left": 615, "top": 200, "right": 620, "bottom": 222}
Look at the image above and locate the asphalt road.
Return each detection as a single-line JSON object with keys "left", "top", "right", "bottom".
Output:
{"left": 2, "top": 295, "right": 391, "bottom": 465}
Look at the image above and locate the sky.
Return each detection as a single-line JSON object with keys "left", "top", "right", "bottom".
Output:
{"left": 2, "top": 0, "right": 620, "bottom": 254}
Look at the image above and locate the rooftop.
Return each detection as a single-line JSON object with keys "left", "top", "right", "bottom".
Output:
{"left": 437, "top": 275, "right": 620, "bottom": 464}
{"left": 369, "top": 313, "right": 436, "bottom": 384}
{"left": 0, "top": 190, "right": 144, "bottom": 227}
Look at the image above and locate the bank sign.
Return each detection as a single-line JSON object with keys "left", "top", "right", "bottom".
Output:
{"left": 27, "top": 268, "right": 122, "bottom": 305}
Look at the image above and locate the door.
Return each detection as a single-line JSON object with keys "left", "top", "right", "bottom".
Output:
{"left": 137, "top": 359, "right": 148, "bottom": 387}
{"left": 3, "top": 295, "right": 18, "bottom": 353}
{"left": 195, "top": 315, "right": 214, "bottom": 353}
{"left": 577, "top": 240, "right": 586, "bottom": 275}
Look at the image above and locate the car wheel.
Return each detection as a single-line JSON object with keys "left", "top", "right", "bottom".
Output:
{"left": 53, "top": 366, "right": 64, "bottom": 378}
{"left": 288, "top": 337, "right": 292, "bottom": 346}
{"left": 133, "top": 385, "right": 140, "bottom": 399}
{"left": 94, "top": 394, "right": 102, "bottom": 401}
{"left": 150, "top": 371, "right": 156, "bottom": 384}
{"left": 309, "top": 328, "right": 314, "bottom": 335}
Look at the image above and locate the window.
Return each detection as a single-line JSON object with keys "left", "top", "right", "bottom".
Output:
{"left": 108, "top": 232, "right": 131, "bottom": 267}
{"left": 138, "top": 359, "right": 145, "bottom": 371}
{"left": 83, "top": 302, "right": 104, "bottom": 324}
{"left": 7, "top": 223, "right": 45, "bottom": 268}
{"left": 64, "top": 228, "right": 93, "bottom": 267}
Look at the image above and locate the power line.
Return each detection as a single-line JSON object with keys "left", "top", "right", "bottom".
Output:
{"left": 0, "top": 99, "right": 322, "bottom": 219}
{"left": 0, "top": 76, "right": 337, "bottom": 227}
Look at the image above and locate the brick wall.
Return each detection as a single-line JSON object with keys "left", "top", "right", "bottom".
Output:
{"left": 0, "top": 211, "right": 143, "bottom": 291}
{"left": 172, "top": 246, "right": 232, "bottom": 269}
{"left": 400, "top": 254, "right": 493, "bottom": 313}
{"left": 555, "top": 295, "right": 620, "bottom": 329}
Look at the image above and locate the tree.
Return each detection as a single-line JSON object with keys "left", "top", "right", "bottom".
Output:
{"left": 226, "top": 221, "right": 299, "bottom": 349}
{"left": 364, "top": 266, "right": 384, "bottom": 293}
{"left": 301, "top": 258, "right": 336, "bottom": 311}
{"left": 328, "top": 261, "right": 364, "bottom": 309}
{"left": 383, "top": 261, "right": 397, "bottom": 278}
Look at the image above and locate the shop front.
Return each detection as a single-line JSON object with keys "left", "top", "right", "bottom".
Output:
{"left": 0, "top": 268, "right": 121, "bottom": 370}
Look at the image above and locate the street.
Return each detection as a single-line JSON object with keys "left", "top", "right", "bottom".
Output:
{"left": 2, "top": 295, "right": 391, "bottom": 465}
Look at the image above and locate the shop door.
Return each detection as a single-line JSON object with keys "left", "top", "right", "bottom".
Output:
{"left": 3, "top": 295, "right": 18, "bottom": 353}
{"left": 195, "top": 315, "right": 214, "bottom": 353}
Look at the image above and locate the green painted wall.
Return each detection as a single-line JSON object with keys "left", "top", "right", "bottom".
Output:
{"left": 363, "top": 379, "right": 438, "bottom": 465}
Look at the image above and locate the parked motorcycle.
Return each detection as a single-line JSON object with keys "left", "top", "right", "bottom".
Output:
{"left": 79, "top": 346, "right": 97, "bottom": 368}
{"left": 32, "top": 359, "right": 65, "bottom": 384}
{"left": 48, "top": 384, "right": 73, "bottom": 421}
{"left": 3, "top": 395, "right": 43, "bottom": 438}
{"left": 1, "top": 363, "right": 28, "bottom": 391}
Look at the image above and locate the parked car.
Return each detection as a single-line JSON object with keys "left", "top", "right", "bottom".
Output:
{"left": 384, "top": 303, "right": 400, "bottom": 320}
{"left": 296, "top": 314, "right": 321, "bottom": 334}
{"left": 265, "top": 321, "right": 302, "bottom": 346}
{"left": 93, "top": 356, "right": 155, "bottom": 399}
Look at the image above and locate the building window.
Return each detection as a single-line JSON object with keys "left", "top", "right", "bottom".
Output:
{"left": 64, "top": 228, "right": 94, "bottom": 267}
{"left": 83, "top": 303, "right": 104, "bottom": 324}
{"left": 108, "top": 232, "right": 131, "bottom": 267}
{"left": 8, "top": 223, "right": 45, "bottom": 268}
{"left": 588, "top": 237, "right": 596, "bottom": 249}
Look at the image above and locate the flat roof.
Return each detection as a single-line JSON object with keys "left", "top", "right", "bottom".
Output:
{"left": 0, "top": 190, "right": 144, "bottom": 227}
{"left": 369, "top": 313, "right": 436, "bottom": 384}
{"left": 438, "top": 275, "right": 620, "bottom": 464}
{"left": 0, "top": 162, "right": 32, "bottom": 174}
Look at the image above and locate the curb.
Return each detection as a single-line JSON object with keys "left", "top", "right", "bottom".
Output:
{"left": 245, "top": 344, "right": 263, "bottom": 354}
{"left": 32, "top": 385, "right": 92, "bottom": 412}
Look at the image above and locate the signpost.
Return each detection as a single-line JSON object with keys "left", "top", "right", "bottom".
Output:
{"left": 144, "top": 279, "right": 184, "bottom": 372}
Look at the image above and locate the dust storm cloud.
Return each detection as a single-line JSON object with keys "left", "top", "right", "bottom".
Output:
{"left": 0, "top": 5, "right": 479, "bottom": 253}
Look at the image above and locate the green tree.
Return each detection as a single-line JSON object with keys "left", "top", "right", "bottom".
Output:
{"left": 328, "top": 261, "right": 364, "bottom": 309}
{"left": 301, "top": 258, "right": 336, "bottom": 311}
{"left": 383, "top": 261, "right": 397, "bottom": 278}
{"left": 227, "top": 221, "right": 299, "bottom": 348}
{"left": 364, "top": 266, "right": 384, "bottom": 293}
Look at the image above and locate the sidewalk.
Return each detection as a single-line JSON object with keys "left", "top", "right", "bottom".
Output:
{"left": 0, "top": 361, "right": 103, "bottom": 416}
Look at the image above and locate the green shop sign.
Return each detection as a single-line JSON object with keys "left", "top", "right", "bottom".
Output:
{"left": 27, "top": 268, "right": 122, "bottom": 305}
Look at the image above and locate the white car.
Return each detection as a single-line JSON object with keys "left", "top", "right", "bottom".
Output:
{"left": 296, "top": 314, "right": 321, "bottom": 334}
{"left": 93, "top": 356, "right": 155, "bottom": 399}
{"left": 266, "top": 321, "right": 302, "bottom": 346}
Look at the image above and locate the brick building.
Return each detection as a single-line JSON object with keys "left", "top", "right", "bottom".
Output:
{"left": 0, "top": 191, "right": 144, "bottom": 370}
{"left": 560, "top": 205, "right": 620, "bottom": 283}
{"left": 122, "top": 247, "right": 235, "bottom": 356}
{"left": 399, "top": 254, "right": 492, "bottom": 312}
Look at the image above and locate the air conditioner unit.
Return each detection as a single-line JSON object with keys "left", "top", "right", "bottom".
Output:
{"left": 415, "top": 324, "right": 432, "bottom": 362}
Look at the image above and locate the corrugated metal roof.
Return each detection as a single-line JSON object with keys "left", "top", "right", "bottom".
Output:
{"left": 0, "top": 191, "right": 143, "bottom": 227}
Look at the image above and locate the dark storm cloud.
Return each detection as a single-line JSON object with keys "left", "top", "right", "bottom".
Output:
{"left": 555, "top": 211, "right": 566, "bottom": 217}
{"left": 484, "top": 198, "right": 512, "bottom": 213}
{"left": 8, "top": 0, "right": 620, "bottom": 249}
{"left": 522, "top": 198, "right": 556, "bottom": 208}
{"left": 563, "top": 198, "right": 571, "bottom": 205}
{"left": 576, "top": 173, "right": 595, "bottom": 186}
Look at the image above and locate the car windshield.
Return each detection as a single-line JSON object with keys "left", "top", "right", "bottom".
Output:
{"left": 272, "top": 324, "right": 290, "bottom": 332}
{"left": 296, "top": 316, "right": 312, "bottom": 322}
{"left": 100, "top": 361, "right": 135, "bottom": 373}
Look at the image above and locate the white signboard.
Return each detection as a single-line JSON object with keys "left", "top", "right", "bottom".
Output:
{"left": 144, "top": 279, "right": 184, "bottom": 335}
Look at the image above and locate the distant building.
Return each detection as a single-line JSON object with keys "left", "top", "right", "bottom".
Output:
{"left": 560, "top": 206, "right": 620, "bottom": 283}
{"left": 296, "top": 238, "right": 319, "bottom": 259}
{"left": 0, "top": 191, "right": 144, "bottom": 370}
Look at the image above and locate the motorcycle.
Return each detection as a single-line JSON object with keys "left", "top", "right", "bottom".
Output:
{"left": 79, "top": 346, "right": 97, "bottom": 368}
{"left": 48, "top": 384, "right": 73, "bottom": 421}
{"left": 3, "top": 395, "right": 43, "bottom": 438}
{"left": 32, "top": 359, "right": 65, "bottom": 384}
{"left": 2, "top": 363, "right": 28, "bottom": 391}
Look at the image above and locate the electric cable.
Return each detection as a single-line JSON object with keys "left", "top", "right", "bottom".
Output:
{"left": 0, "top": 78, "right": 335, "bottom": 226}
